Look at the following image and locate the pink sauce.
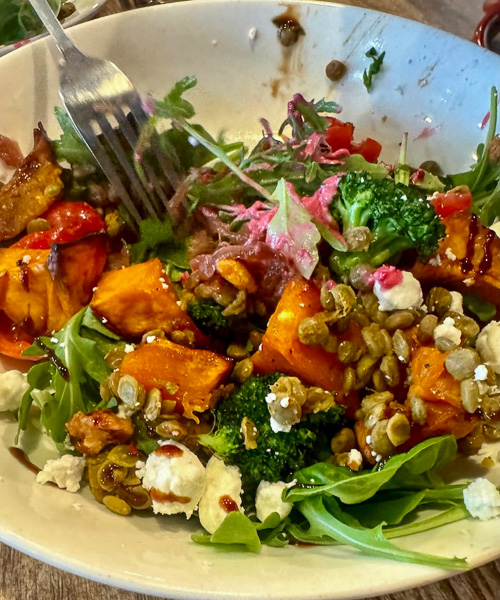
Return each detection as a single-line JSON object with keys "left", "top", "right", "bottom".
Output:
{"left": 371, "top": 265, "right": 403, "bottom": 290}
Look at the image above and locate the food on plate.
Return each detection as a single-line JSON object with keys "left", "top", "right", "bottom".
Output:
{"left": 1, "top": 77, "right": 500, "bottom": 569}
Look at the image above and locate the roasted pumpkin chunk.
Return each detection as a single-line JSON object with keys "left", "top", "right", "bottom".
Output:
{"left": 119, "top": 337, "right": 233, "bottom": 420}
{"left": 251, "top": 277, "right": 361, "bottom": 410}
{"left": 0, "top": 236, "right": 108, "bottom": 341}
{"left": 91, "top": 258, "right": 206, "bottom": 343}
{"left": 411, "top": 212, "right": 500, "bottom": 311}
{"left": 0, "top": 127, "right": 62, "bottom": 241}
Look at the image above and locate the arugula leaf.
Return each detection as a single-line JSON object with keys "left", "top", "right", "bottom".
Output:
{"left": 287, "top": 436, "right": 457, "bottom": 504}
{"left": 463, "top": 293, "right": 497, "bottom": 323}
{"left": 341, "top": 154, "right": 389, "bottom": 179}
{"left": 296, "top": 496, "right": 468, "bottom": 570}
{"left": 19, "top": 307, "right": 122, "bottom": 443}
{"left": 129, "top": 216, "right": 189, "bottom": 269}
{"left": 154, "top": 76, "right": 197, "bottom": 121}
{"left": 52, "top": 107, "right": 96, "bottom": 166}
{"left": 192, "top": 511, "right": 262, "bottom": 553}
{"left": 363, "top": 47, "right": 386, "bottom": 92}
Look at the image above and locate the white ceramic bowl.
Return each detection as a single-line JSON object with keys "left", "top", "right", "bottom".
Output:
{"left": 0, "top": 2, "right": 499, "bottom": 598}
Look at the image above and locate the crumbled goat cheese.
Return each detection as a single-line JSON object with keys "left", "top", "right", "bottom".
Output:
{"left": 255, "top": 480, "right": 294, "bottom": 522}
{"left": 463, "top": 478, "right": 500, "bottom": 520}
{"left": 248, "top": 27, "right": 258, "bottom": 40}
{"left": 373, "top": 270, "right": 423, "bottom": 311}
{"left": 449, "top": 291, "right": 464, "bottom": 314}
{"left": 347, "top": 448, "right": 363, "bottom": 470}
{"left": 36, "top": 455, "right": 86, "bottom": 493}
{"left": 464, "top": 277, "right": 474, "bottom": 286}
{"left": 0, "top": 370, "right": 29, "bottom": 411}
{"left": 146, "top": 335, "right": 156, "bottom": 344}
{"left": 474, "top": 364, "right": 489, "bottom": 382}
{"left": 265, "top": 392, "right": 276, "bottom": 404}
{"left": 198, "top": 456, "right": 243, "bottom": 534}
{"left": 270, "top": 416, "right": 292, "bottom": 433}
{"left": 279, "top": 396, "right": 290, "bottom": 408}
{"left": 21, "top": 254, "right": 31, "bottom": 264}
{"left": 428, "top": 256, "right": 442, "bottom": 266}
{"left": 136, "top": 441, "right": 205, "bottom": 517}
{"left": 476, "top": 321, "right": 500, "bottom": 374}
{"left": 117, "top": 403, "right": 137, "bottom": 419}
{"left": 445, "top": 247, "right": 458, "bottom": 261}
{"left": 124, "top": 344, "right": 135, "bottom": 354}
{"left": 433, "top": 317, "right": 462, "bottom": 346}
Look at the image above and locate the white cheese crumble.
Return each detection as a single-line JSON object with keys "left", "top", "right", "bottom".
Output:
{"left": 265, "top": 392, "right": 276, "bottom": 404}
{"left": 279, "top": 396, "right": 290, "bottom": 408}
{"left": 21, "top": 254, "right": 31, "bottom": 264}
{"left": 255, "top": 480, "right": 294, "bottom": 522}
{"left": 474, "top": 364, "right": 489, "bottom": 382}
{"left": 270, "top": 416, "right": 292, "bottom": 433}
{"left": 124, "top": 344, "right": 135, "bottom": 354}
{"left": 198, "top": 456, "right": 243, "bottom": 534}
{"left": 0, "top": 370, "right": 29, "bottom": 411}
{"left": 136, "top": 441, "right": 205, "bottom": 517}
{"left": 146, "top": 335, "right": 156, "bottom": 344}
{"left": 36, "top": 455, "right": 86, "bottom": 493}
{"left": 347, "top": 448, "right": 363, "bottom": 470}
{"left": 476, "top": 321, "right": 500, "bottom": 374}
{"left": 248, "top": 27, "right": 258, "bottom": 40}
{"left": 373, "top": 271, "right": 423, "bottom": 311}
{"left": 463, "top": 478, "right": 500, "bottom": 520}
{"left": 428, "top": 255, "right": 442, "bottom": 266}
{"left": 433, "top": 317, "right": 462, "bottom": 346}
{"left": 445, "top": 247, "right": 458, "bottom": 261}
{"left": 449, "top": 291, "right": 464, "bottom": 314}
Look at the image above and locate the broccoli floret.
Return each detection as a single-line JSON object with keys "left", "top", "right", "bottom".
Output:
{"left": 199, "top": 373, "right": 345, "bottom": 486}
{"left": 330, "top": 172, "right": 445, "bottom": 276}
{"left": 187, "top": 298, "right": 234, "bottom": 339}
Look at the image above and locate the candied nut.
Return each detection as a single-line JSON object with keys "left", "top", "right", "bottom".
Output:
{"left": 330, "top": 428, "right": 356, "bottom": 454}
{"left": 241, "top": 416, "right": 259, "bottom": 450}
{"left": 66, "top": 410, "right": 134, "bottom": 455}
{"left": 386, "top": 413, "right": 410, "bottom": 446}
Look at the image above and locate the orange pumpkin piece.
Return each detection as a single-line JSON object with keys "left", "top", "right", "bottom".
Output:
{"left": 91, "top": 258, "right": 206, "bottom": 344}
{"left": 251, "top": 277, "right": 361, "bottom": 411}
{"left": 405, "top": 346, "right": 477, "bottom": 441}
{"left": 119, "top": 338, "right": 233, "bottom": 420}
{"left": 0, "top": 127, "right": 62, "bottom": 242}
{"left": 411, "top": 212, "right": 500, "bottom": 311}
{"left": 0, "top": 236, "right": 108, "bottom": 358}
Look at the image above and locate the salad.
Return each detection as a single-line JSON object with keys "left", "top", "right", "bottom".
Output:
{"left": 0, "top": 0, "right": 76, "bottom": 47}
{"left": 0, "top": 76, "right": 499, "bottom": 570}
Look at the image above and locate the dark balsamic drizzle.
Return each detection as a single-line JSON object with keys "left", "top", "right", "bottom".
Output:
{"left": 479, "top": 229, "right": 496, "bottom": 275}
{"left": 460, "top": 213, "right": 479, "bottom": 274}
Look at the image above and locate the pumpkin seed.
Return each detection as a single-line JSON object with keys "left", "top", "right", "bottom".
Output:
{"left": 385, "top": 310, "right": 415, "bottom": 332}
{"left": 392, "top": 329, "right": 411, "bottom": 363}
{"left": 103, "top": 495, "right": 132, "bottom": 516}
{"left": 460, "top": 378, "right": 480, "bottom": 413}
{"left": 338, "top": 340, "right": 362, "bottom": 364}
{"left": 372, "top": 369, "right": 388, "bottom": 392}
{"left": 426, "top": 287, "right": 452, "bottom": 316}
{"left": 417, "top": 314, "right": 438, "bottom": 342}
{"left": 386, "top": 413, "right": 411, "bottom": 446}
{"left": 444, "top": 348, "right": 481, "bottom": 380}
{"left": 380, "top": 355, "right": 400, "bottom": 387}
{"left": 330, "top": 428, "right": 356, "bottom": 454}
{"left": 343, "top": 367, "right": 356, "bottom": 394}
{"left": 361, "top": 324, "right": 386, "bottom": 359}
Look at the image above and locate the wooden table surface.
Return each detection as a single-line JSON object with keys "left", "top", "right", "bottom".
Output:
{"left": 1, "top": 1, "right": 499, "bottom": 599}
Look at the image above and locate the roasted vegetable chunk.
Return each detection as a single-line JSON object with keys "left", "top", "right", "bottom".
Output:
{"left": 411, "top": 212, "right": 500, "bottom": 311}
{"left": 251, "top": 277, "right": 361, "bottom": 409}
{"left": 119, "top": 337, "right": 233, "bottom": 420}
{"left": 91, "top": 258, "right": 206, "bottom": 344}
{"left": 66, "top": 410, "right": 134, "bottom": 455}
{"left": 0, "top": 127, "right": 62, "bottom": 241}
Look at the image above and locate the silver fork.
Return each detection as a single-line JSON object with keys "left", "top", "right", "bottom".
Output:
{"left": 28, "top": 0, "right": 179, "bottom": 225}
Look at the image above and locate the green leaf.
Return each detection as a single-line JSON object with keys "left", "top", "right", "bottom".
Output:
{"left": 287, "top": 436, "right": 457, "bottom": 504}
{"left": 341, "top": 154, "right": 389, "bottom": 179}
{"left": 17, "top": 361, "right": 55, "bottom": 435}
{"left": 267, "top": 178, "right": 321, "bottom": 279}
{"left": 192, "top": 512, "right": 262, "bottom": 553}
{"left": 297, "top": 496, "right": 468, "bottom": 570}
{"left": 463, "top": 293, "right": 497, "bottom": 323}
{"left": 154, "top": 76, "right": 197, "bottom": 120}
{"left": 343, "top": 490, "right": 427, "bottom": 528}
{"left": 129, "top": 216, "right": 189, "bottom": 269}
{"left": 81, "top": 306, "right": 121, "bottom": 340}
{"left": 362, "top": 47, "right": 386, "bottom": 92}
{"left": 52, "top": 107, "right": 96, "bottom": 166}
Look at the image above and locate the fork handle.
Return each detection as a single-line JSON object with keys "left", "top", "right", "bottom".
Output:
{"left": 28, "top": 0, "right": 82, "bottom": 60}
